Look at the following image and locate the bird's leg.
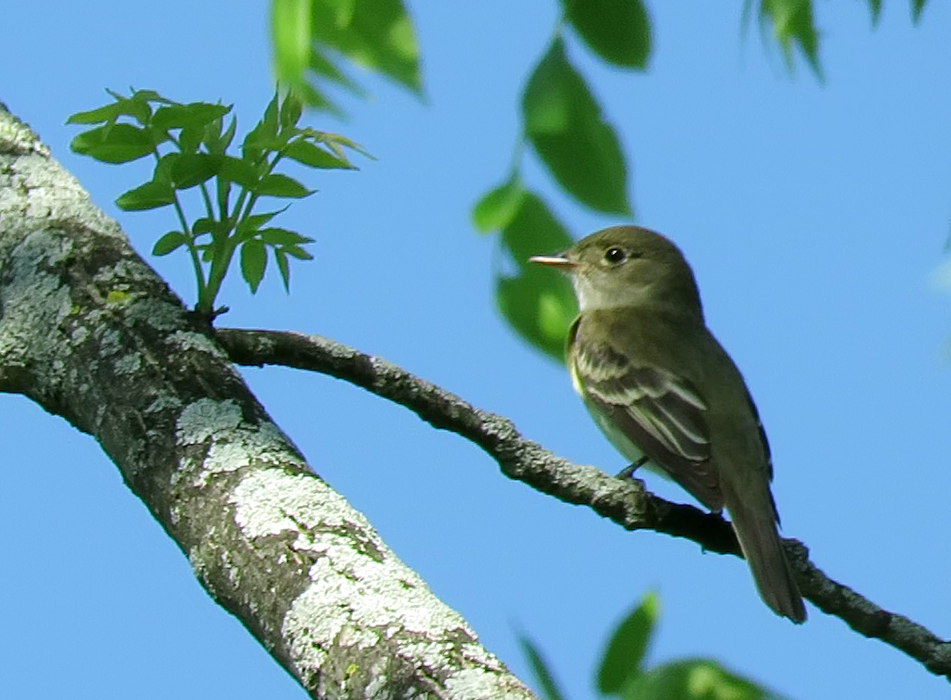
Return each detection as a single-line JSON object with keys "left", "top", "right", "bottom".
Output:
{"left": 615, "top": 455, "right": 649, "bottom": 479}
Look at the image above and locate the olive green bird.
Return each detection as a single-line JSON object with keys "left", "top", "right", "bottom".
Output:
{"left": 531, "top": 226, "right": 806, "bottom": 623}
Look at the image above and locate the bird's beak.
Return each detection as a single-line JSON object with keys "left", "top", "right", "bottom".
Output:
{"left": 529, "top": 254, "right": 577, "bottom": 270}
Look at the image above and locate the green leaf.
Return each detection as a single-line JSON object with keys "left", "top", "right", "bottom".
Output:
{"left": 867, "top": 0, "right": 881, "bottom": 25}
{"left": 152, "top": 231, "right": 188, "bottom": 256}
{"left": 178, "top": 123, "right": 204, "bottom": 155}
{"left": 275, "top": 249, "right": 291, "bottom": 291}
{"left": 280, "top": 92, "right": 304, "bottom": 129}
{"left": 153, "top": 152, "right": 181, "bottom": 184}
{"left": 309, "top": 46, "right": 366, "bottom": 96}
{"left": 758, "top": 0, "right": 823, "bottom": 80}
{"left": 192, "top": 217, "right": 217, "bottom": 237}
{"left": 562, "top": 0, "right": 651, "bottom": 69}
{"left": 240, "top": 240, "right": 267, "bottom": 293}
{"left": 284, "top": 139, "right": 355, "bottom": 169}
{"left": 219, "top": 156, "right": 260, "bottom": 189}
{"left": 596, "top": 593, "right": 658, "bottom": 694}
{"left": 255, "top": 173, "right": 314, "bottom": 198}
{"left": 115, "top": 180, "right": 174, "bottom": 211}
{"left": 70, "top": 123, "right": 155, "bottom": 164}
{"left": 500, "top": 192, "right": 573, "bottom": 271}
{"left": 151, "top": 103, "right": 231, "bottom": 130}
{"left": 518, "top": 635, "right": 567, "bottom": 700}
{"left": 622, "top": 659, "right": 778, "bottom": 700}
{"left": 263, "top": 92, "right": 280, "bottom": 139}
{"left": 259, "top": 227, "right": 315, "bottom": 246}
{"left": 272, "top": 0, "right": 314, "bottom": 85}
{"left": 171, "top": 153, "right": 224, "bottom": 189}
{"left": 239, "top": 207, "right": 289, "bottom": 234}
{"left": 66, "top": 94, "right": 149, "bottom": 126}
{"left": 912, "top": 0, "right": 927, "bottom": 22}
{"left": 472, "top": 175, "right": 525, "bottom": 233}
{"left": 282, "top": 244, "right": 314, "bottom": 260}
{"left": 496, "top": 268, "right": 575, "bottom": 363}
{"left": 310, "top": 0, "right": 421, "bottom": 94}
{"left": 522, "top": 38, "right": 631, "bottom": 215}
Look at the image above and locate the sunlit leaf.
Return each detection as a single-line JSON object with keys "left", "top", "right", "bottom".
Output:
{"left": 500, "top": 192, "right": 572, "bottom": 270}
{"left": 256, "top": 173, "right": 314, "bottom": 198}
{"left": 284, "top": 139, "right": 355, "bottom": 168}
{"left": 219, "top": 156, "right": 260, "bottom": 189}
{"left": 562, "top": 0, "right": 651, "bottom": 69}
{"left": 152, "top": 103, "right": 231, "bottom": 130}
{"left": 522, "top": 38, "right": 631, "bottom": 215}
{"left": 518, "top": 635, "right": 568, "bottom": 700}
{"left": 272, "top": 0, "right": 313, "bottom": 85}
{"left": 309, "top": 0, "right": 421, "bottom": 94}
{"left": 259, "top": 227, "right": 315, "bottom": 245}
{"left": 597, "top": 593, "right": 658, "bottom": 694}
{"left": 240, "top": 240, "right": 267, "bottom": 292}
{"left": 622, "top": 659, "right": 780, "bottom": 700}
{"left": 70, "top": 123, "right": 155, "bottom": 164}
{"left": 115, "top": 180, "right": 174, "bottom": 211}
{"left": 152, "top": 231, "right": 188, "bottom": 256}
{"left": 497, "top": 268, "right": 575, "bottom": 363}
{"left": 472, "top": 175, "right": 525, "bottom": 233}
{"left": 758, "top": 0, "right": 823, "bottom": 80}
{"left": 171, "top": 153, "right": 224, "bottom": 189}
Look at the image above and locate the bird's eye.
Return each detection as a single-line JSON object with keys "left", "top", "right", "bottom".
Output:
{"left": 604, "top": 247, "right": 627, "bottom": 264}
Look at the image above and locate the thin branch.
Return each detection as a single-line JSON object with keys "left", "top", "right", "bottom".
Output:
{"left": 216, "top": 327, "right": 951, "bottom": 681}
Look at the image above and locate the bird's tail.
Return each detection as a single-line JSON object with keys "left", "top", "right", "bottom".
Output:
{"left": 724, "top": 485, "right": 807, "bottom": 623}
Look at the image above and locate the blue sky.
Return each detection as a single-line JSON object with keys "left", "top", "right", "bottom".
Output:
{"left": 2, "top": 1, "right": 950, "bottom": 698}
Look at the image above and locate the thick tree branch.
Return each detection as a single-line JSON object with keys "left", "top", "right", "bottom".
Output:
{"left": 0, "top": 107, "right": 535, "bottom": 700}
{"left": 216, "top": 327, "right": 951, "bottom": 681}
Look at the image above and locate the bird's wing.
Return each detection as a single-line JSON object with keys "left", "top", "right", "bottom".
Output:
{"left": 570, "top": 327, "right": 723, "bottom": 511}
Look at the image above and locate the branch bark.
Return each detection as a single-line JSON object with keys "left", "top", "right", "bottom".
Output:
{"left": 215, "top": 327, "right": 951, "bottom": 681}
{"left": 0, "top": 107, "right": 535, "bottom": 699}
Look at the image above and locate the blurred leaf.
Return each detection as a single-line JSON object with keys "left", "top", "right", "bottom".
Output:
{"left": 240, "top": 240, "right": 267, "bottom": 292}
{"left": 284, "top": 139, "right": 355, "bottom": 169}
{"left": 152, "top": 103, "right": 231, "bottom": 130}
{"left": 256, "top": 173, "right": 314, "bottom": 197}
{"left": 497, "top": 267, "right": 575, "bottom": 363}
{"left": 522, "top": 38, "right": 631, "bottom": 215}
{"left": 518, "top": 635, "right": 568, "bottom": 700}
{"left": 758, "top": 0, "right": 823, "bottom": 80}
{"left": 597, "top": 593, "right": 658, "bottom": 694}
{"left": 171, "top": 153, "right": 224, "bottom": 189}
{"left": 500, "top": 192, "right": 572, "bottom": 270}
{"left": 70, "top": 123, "right": 155, "bottom": 164}
{"left": 472, "top": 176, "right": 525, "bottom": 233}
{"left": 309, "top": 47, "right": 366, "bottom": 96}
{"left": 912, "top": 0, "right": 927, "bottom": 22}
{"left": 867, "top": 0, "right": 881, "bottom": 25}
{"left": 272, "top": 0, "right": 313, "bottom": 85}
{"left": 622, "top": 659, "right": 779, "bottom": 700}
{"left": 562, "top": 0, "right": 651, "bottom": 69}
{"left": 152, "top": 231, "right": 188, "bottom": 256}
{"left": 115, "top": 180, "right": 174, "bottom": 211}
{"left": 309, "top": 0, "right": 421, "bottom": 94}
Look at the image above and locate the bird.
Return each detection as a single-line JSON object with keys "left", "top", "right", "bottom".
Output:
{"left": 530, "top": 225, "right": 806, "bottom": 623}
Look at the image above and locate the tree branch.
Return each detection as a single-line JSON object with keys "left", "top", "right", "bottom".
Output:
{"left": 0, "top": 106, "right": 536, "bottom": 700}
{"left": 216, "top": 327, "right": 951, "bottom": 681}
